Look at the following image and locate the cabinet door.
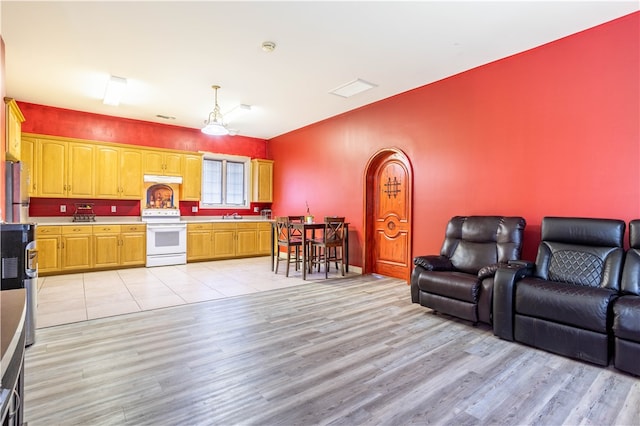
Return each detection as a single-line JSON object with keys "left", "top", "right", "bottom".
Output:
{"left": 20, "top": 136, "right": 37, "bottom": 197}
{"left": 252, "top": 159, "right": 273, "bottom": 202}
{"left": 236, "top": 227, "right": 257, "bottom": 256}
{"left": 36, "top": 236, "right": 61, "bottom": 274}
{"left": 257, "top": 223, "right": 273, "bottom": 255}
{"left": 37, "top": 139, "right": 67, "bottom": 197}
{"left": 67, "top": 143, "right": 95, "bottom": 198}
{"left": 61, "top": 235, "right": 93, "bottom": 271}
{"left": 187, "top": 230, "right": 212, "bottom": 261}
{"left": 120, "top": 149, "right": 143, "bottom": 199}
{"left": 181, "top": 154, "right": 202, "bottom": 201}
{"left": 164, "top": 153, "right": 183, "bottom": 176}
{"left": 143, "top": 151, "right": 165, "bottom": 175}
{"left": 94, "top": 233, "right": 120, "bottom": 268}
{"left": 5, "top": 99, "right": 24, "bottom": 161}
{"left": 120, "top": 231, "right": 146, "bottom": 266}
{"left": 95, "top": 145, "right": 120, "bottom": 198}
{"left": 211, "top": 229, "right": 236, "bottom": 259}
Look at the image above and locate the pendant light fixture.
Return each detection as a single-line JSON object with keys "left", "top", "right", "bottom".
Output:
{"left": 201, "top": 85, "right": 229, "bottom": 136}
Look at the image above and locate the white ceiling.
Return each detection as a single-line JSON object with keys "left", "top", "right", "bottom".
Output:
{"left": 1, "top": 1, "right": 638, "bottom": 140}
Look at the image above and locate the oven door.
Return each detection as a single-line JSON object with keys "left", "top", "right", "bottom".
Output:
{"left": 146, "top": 223, "right": 187, "bottom": 256}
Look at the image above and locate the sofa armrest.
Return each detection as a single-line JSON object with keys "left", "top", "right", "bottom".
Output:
{"left": 413, "top": 255, "right": 453, "bottom": 271}
{"left": 477, "top": 262, "right": 509, "bottom": 280}
{"left": 492, "top": 261, "right": 535, "bottom": 341}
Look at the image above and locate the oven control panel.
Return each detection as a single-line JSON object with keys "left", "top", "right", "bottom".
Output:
{"left": 141, "top": 208, "right": 181, "bottom": 218}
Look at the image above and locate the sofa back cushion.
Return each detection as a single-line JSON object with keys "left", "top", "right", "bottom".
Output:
{"left": 535, "top": 217, "right": 625, "bottom": 290}
{"left": 440, "top": 216, "right": 526, "bottom": 274}
{"left": 621, "top": 219, "right": 640, "bottom": 295}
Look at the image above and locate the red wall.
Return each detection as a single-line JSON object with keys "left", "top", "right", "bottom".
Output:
{"left": 269, "top": 12, "right": 640, "bottom": 266}
{"left": 18, "top": 103, "right": 270, "bottom": 217}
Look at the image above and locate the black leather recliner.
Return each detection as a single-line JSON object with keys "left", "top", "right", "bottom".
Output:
{"left": 612, "top": 219, "right": 640, "bottom": 376}
{"left": 410, "top": 216, "right": 526, "bottom": 325}
{"left": 493, "top": 217, "right": 625, "bottom": 366}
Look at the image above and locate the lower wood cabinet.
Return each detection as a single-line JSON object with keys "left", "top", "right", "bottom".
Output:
{"left": 36, "top": 223, "right": 146, "bottom": 275}
{"left": 187, "top": 221, "right": 272, "bottom": 262}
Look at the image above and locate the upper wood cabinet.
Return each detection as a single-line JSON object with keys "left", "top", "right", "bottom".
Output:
{"left": 251, "top": 159, "right": 273, "bottom": 203}
{"left": 36, "top": 140, "right": 95, "bottom": 198}
{"left": 5, "top": 98, "right": 25, "bottom": 161}
{"left": 181, "top": 153, "right": 203, "bottom": 201}
{"left": 20, "top": 136, "right": 37, "bottom": 197}
{"left": 95, "top": 145, "right": 142, "bottom": 199}
{"left": 143, "top": 150, "right": 182, "bottom": 176}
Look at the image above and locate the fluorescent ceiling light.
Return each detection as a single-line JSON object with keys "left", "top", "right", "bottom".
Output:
{"left": 329, "top": 78, "right": 377, "bottom": 98}
{"left": 103, "top": 76, "right": 127, "bottom": 106}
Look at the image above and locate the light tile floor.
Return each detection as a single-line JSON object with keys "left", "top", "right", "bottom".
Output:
{"left": 36, "top": 256, "right": 353, "bottom": 328}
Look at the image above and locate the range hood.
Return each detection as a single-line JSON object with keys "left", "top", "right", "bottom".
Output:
{"left": 144, "top": 174, "right": 183, "bottom": 184}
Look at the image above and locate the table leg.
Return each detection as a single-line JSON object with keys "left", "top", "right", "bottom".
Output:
{"left": 302, "top": 230, "right": 307, "bottom": 280}
{"left": 270, "top": 222, "right": 275, "bottom": 271}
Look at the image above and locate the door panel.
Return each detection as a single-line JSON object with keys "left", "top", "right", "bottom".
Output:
{"left": 365, "top": 149, "right": 413, "bottom": 282}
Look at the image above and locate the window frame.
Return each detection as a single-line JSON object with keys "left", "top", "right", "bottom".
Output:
{"left": 199, "top": 152, "right": 251, "bottom": 209}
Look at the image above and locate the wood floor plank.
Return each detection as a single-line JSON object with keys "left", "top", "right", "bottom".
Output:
{"left": 23, "top": 274, "right": 640, "bottom": 425}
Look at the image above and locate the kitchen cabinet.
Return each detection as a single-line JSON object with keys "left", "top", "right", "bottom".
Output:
{"left": 236, "top": 223, "right": 258, "bottom": 257}
{"left": 61, "top": 225, "right": 93, "bottom": 271}
{"left": 211, "top": 223, "right": 236, "bottom": 259}
{"left": 35, "top": 226, "right": 62, "bottom": 274}
{"left": 257, "top": 222, "right": 272, "bottom": 255}
{"left": 181, "top": 153, "right": 203, "bottom": 201}
{"left": 251, "top": 159, "right": 273, "bottom": 202}
{"left": 93, "top": 225, "right": 121, "bottom": 268}
{"left": 120, "top": 224, "right": 146, "bottom": 266}
{"left": 94, "top": 224, "right": 146, "bottom": 267}
{"left": 143, "top": 150, "right": 182, "bottom": 176}
{"left": 36, "top": 140, "right": 95, "bottom": 198}
{"left": 95, "top": 146, "right": 142, "bottom": 199}
{"left": 187, "top": 223, "right": 212, "bottom": 261}
{"left": 5, "top": 98, "right": 25, "bottom": 162}
{"left": 20, "top": 136, "right": 37, "bottom": 197}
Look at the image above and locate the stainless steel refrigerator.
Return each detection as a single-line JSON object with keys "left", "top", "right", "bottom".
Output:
{"left": 4, "top": 161, "right": 30, "bottom": 223}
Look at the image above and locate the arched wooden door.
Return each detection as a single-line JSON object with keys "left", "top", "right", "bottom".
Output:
{"left": 364, "top": 148, "right": 413, "bottom": 283}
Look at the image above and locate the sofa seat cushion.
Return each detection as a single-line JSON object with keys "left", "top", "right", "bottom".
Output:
{"left": 515, "top": 277, "right": 617, "bottom": 333}
{"left": 416, "top": 271, "right": 479, "bottom": 303}
{"left": 613, "top": 295, "right": 640, "bottom": 342}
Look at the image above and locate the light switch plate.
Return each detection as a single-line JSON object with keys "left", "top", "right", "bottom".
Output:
{"left": 253, "top": 206, "right": 259, "bottom": 213}
{"left": 192, "top": 206, "right": 198, "bottom": 213}
{"left": 111, "top": 206, "right": 117, "bottom": 213}
{"left": 60, "top": 205, "right": 66, "bottom": 213}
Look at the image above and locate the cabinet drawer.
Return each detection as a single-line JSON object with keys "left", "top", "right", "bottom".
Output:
{"left": 213, "top": 223, "right": 237, "bottom": 230}
{"left": 122, "top": 224, "right": 146, "bottom": 232}
{"left": 257, "top": 222, "right": 272, "bottom": 230}
{"left": 236, "top": 222, "right": 258, "bottom": 230}
{"left": 187, "top": 223, "right": 212, "bottom": 231}
{"left": 93, "top": 225, "right": 121, "bottom": 234}
{"left": 62, "top": 225, "right": 93, "bottom": 235}
{"left": 36, "top": 226, "right": 61, "bottom": 236}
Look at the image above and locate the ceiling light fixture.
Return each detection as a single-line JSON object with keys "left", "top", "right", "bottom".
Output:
{"left": 329, "top": 78, "right": 377, "bottom": 98}
{"left": 261, "top": 41, "right": 276, "bottom": 52}
{"left": 103, "top": 75, "right": 127, "bottom": 106}
{"left": 201, "top": 85, "right": 229, "bottom": 136}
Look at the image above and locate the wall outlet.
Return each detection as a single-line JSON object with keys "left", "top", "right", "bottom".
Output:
{"left": 253, "top": 206, "right": 259, "bottom": 213}
{"left": 111, "top": 206, "right": 117, "bottom": 213}
{"left": 60, "top": 205, "right": 66, "bottom": 213}
{"left": 192, "top": 206, "right": 198, "bottom": 213}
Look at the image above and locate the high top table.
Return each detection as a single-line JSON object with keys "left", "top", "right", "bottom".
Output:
{"left": 271, "top": 221, "right": 349, "bottom": 280}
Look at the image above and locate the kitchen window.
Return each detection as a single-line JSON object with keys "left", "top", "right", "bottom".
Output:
{"left": 200, "top": 154, "right": 250, "bottom": 209}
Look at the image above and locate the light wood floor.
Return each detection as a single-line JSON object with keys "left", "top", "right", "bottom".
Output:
{"left": 24, "top": 272, "right": 640, "bottom": 425}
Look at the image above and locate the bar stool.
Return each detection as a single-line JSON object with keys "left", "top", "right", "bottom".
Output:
{"left": 309, "top": 216, "right": 346, "bottom": 278}
{"left": 274, "top": 216, "right": 303, "bottom": 277}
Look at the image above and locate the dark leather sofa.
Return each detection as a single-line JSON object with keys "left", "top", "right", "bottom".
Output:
{"left": 612, "top": 219, "right": 640, "bottom": 376}
{"left": 493, "top": 217, "right": 626, "bottom": 366}
{"left": 411, "top": 216, "right": 526, "bottom": 325}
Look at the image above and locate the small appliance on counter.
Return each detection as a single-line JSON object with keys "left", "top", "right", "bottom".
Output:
{"left": 0, "top": 223, "right": 37, "bottom": 346}
{"left": 260, "top": 209, "right": 272, "bottom": 220}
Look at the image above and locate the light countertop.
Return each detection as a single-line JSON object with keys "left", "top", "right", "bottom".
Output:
{"left": 30, "top": 216, "right": 273, "bottom": 225}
